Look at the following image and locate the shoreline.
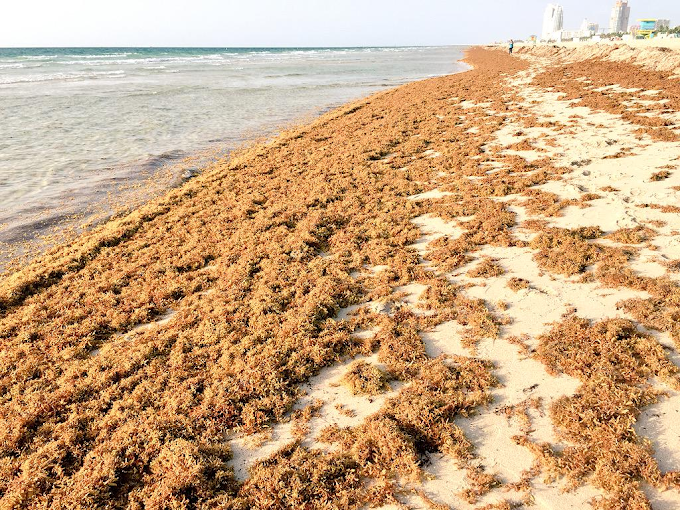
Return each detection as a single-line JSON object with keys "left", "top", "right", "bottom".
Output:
{"left": 0, "top": 46, "right": 469, "bottom": 273}
{"left": 1, "top": 45, "right": 680, "bottom": 509}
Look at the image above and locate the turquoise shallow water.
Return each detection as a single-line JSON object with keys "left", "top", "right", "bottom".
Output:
{"left": 0, "top": 46, "right": 468, "bottom": 253}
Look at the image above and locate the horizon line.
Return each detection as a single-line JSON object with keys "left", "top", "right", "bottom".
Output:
{"left": 0, "top": 44, "right": 474, "bottom": 50}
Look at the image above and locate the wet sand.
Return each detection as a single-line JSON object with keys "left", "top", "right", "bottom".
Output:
{"left": 1, "top": 46, "right": 680, "bottom": 509}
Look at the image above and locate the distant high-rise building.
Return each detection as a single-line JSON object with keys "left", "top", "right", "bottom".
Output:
{"left": 580, "top": 19, "right": 600, "bottom": 35}
{"left": 542, "top": 4, "right": 564, "bottom": 40}
{"left": 609, "top": 1, "right": 631, "bottom": 33}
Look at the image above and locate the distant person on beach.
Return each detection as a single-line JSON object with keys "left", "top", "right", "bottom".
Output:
{"left": 509, "top": 40, "right": 514, "bottom": 54}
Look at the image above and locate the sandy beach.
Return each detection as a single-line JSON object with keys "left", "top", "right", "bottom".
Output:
{"left": 1, "top": 44, "right": 680, "bottom": 509}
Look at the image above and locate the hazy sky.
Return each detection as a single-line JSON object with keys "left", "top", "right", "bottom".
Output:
{"left": 2, "top": 1, "right": 679, "bottom": 47}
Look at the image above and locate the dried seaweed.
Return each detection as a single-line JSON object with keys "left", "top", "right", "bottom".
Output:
{"left": 533, "top": 317, "right": 678, "bottom": 509}
{"left": 342, "top": 361, "right": 389, "bottom": 395}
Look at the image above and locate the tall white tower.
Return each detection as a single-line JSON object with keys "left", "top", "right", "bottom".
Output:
{"left": 542, "top": 4, "right": 564, "bottom": 40}
{"left": 609, "top": 1, "right": 631, "bottom": 33}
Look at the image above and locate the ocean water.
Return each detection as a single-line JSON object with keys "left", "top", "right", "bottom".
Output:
{"left": 0, "top": 46, "right": 468, "bottom": 262}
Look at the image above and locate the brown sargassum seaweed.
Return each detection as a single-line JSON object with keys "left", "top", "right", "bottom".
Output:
{"left": 1, "top": 46, "right": 680, "bottom": 509}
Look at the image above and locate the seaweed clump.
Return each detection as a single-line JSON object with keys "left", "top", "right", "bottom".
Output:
{"left": 650, "top": 170, "right": 671, "bottom": 181}
{"left": 468, "top": 257, "right": 505, "bottom": 278}
{"left": 531, "top": 317, "right": 679, "bottom": 509}
{"left": 342, "top": 361, "right": 389, "bottom": 395}
{"left": 320, "top": 357, "right": 497, "bottom": 483}
{"left": 507, "top": 277, "right": 530, "bottom": 292}
{"left": 606, "top": 226, "right": 656, "bottom": 244}
{"left": 230, "top": 444, "right": 364, "bottom": 509}
{"left": 529, "top": 226, "right": 605, "bottom": 276}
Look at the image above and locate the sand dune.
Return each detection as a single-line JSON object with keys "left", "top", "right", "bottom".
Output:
{"left": 516, "top": 41, "right": 680, "bottom": 74}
